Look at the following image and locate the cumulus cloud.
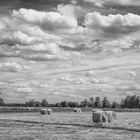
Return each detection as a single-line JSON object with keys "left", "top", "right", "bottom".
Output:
{"left": 0, "top": 20, "right": 5, "bottom": 30}
{"left": 71, "top": 0, "right": 77, "bottom": 5}
{"left": 85, "top": 12, "right": 140, "bottom": 38}
{"left": 58, "top": 75, "right": 87, "bottom": 85}
{"left": 97, "top": 37, "right": 134, "bottom": 54}
{"left": 59, "top": 76, "right": 73, "bottom": 82}
{"left": 84, "top": 70, "right": 97, "bottom": 76}
{"left": 16, "top": 87, "right": 32, "bottom": 93}
{"left": 22, "top": 53, "right": 67, "bottom": 61}
{"left": 0, "top": 62, "right": 28, "bottom": 72}
{"left": 13, "top": 43, "right": 60, "bottom": 54}
{"left": 0, "top": 3, "right": 140, "bottom": 64}
{"left": 3, "top": 31, "right": 38, "bottom": 45}
{"left": 128, "top": 71, "right": 137, "bottom": 77}
{"left": 2, "top": 5, "right": 140, "bottom": 62}
{"left": 101, "top": 37, "right": 133, "bottom": 49}
{"left": 29, "top": 81, "right": 48, "bottom": 88}
{"left": 125, "top": 91, "right": 134, "bottom": 96}
{"left": 53, "top": 91, "right": 83, "bottom": 98}
{"left": 0, "top": 6, "right": 89, "bottom": 61}
{"left": 12, "top": 8, "right": 78, "bottom": 31}
{"left": 89, "top": 78, "right": 99, "bottom": 83}
{"left": 53, "top": 91, "right": 66, "bottom": 96}
{"left": 57, "top": 4, "right": 85, "bottom": 24}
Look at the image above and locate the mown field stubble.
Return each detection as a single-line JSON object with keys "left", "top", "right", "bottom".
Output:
{"left": 0, "top": 111, "right": 140, "bottom": 140}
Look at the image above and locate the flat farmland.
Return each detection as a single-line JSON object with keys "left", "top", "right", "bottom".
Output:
{"left": 0, "top": 112, "right": 140, "bottom": 140}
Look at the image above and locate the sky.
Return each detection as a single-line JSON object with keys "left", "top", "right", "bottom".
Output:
{"left": 0, "top": 0, "right": 140, "bottom": 103}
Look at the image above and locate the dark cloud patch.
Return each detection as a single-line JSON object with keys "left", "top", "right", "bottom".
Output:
{"left": 59, "top": 44, "right": 88, "bottom": 52}
{"left": 18, "top": 0, "right": 72, "bottom": 10}
{"left": 0, "top": 0, "right": 72, "bottom": 15}
{"left": 102, "top": 26, "right": 140, "bottom": 38}
{"left": 0, "top": 0, "right": 20, "bottom": 15}
{"left": 105, "top": 5, "right": 140, "bottom": 15}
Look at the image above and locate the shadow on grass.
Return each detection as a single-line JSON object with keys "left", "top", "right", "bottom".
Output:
{"left": 1, "top": 119, "right": 139, "bottom": 133}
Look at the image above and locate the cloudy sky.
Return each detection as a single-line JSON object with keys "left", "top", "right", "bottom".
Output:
{"left": 0, "top": 0, "right": 140, "bottom": 103}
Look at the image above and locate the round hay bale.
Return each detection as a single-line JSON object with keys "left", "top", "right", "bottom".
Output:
{"left": 73, "top": 108, "right": 81, "bottom": 113}
{"left": 40, "top": 109, "right": 47, "bottom": 115}
{"left": 46, "top": 108, "right": 52, "bottom": 114}
{"left": 92, "top": 110, "right": 108, "bottom": 123}
{"left": 104, "top": 111, "right": 116, "bottom": 122}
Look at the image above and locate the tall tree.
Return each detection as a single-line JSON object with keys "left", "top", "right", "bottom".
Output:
{"left": 41, "top": 99, "right": 48, "bottom": 107}
{"left": 94, "top": 97, "right": 102, "bottom": 108}
{"left": 0, "top": 98, "right": 4, "bottom": 106}
{"left": 80, "top": 99, "right": 90, "bottom": 107}
{"left": 135, "top": 96, "right": 140, "bottom": 108}
{"left": 68, "top": 101, "right": 79, "bottom": 107}
{"left": 89, "top": 97, "right": 94, "bottom": 108}
{"left": 35, "top": 101, "right": 41, "bottom": 107}
{"left": 122, "top": 95, "right": 140, "bottom": 108}
{"left": 102, "top": 97, "right": 110, "bottom": 108}
{"left": 111, "top": 101, "right": 120, "bottom": 108}
{"left": 60, "top": 101, "right": 69, "bottom": 107}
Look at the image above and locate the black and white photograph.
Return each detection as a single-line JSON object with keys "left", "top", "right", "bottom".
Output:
{"left": 0, "top": 0, "right": 140, "bottom": 139}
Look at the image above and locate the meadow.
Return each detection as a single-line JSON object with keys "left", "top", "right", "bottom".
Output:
{"left": 0, "top": 111, "right": 140, "bottom": 140}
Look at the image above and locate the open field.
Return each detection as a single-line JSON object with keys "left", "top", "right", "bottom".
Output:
{"left": 0, "top": 107, "right": 140, "bottom": 113}
{"left": 0, "top": 112, "right": 140, "bottom": 140}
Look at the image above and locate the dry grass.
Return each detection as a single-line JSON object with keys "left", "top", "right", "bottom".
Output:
{"left": 0, "top": 112, "right": 140, "bottom": 140}
{"left": 0, "top": 107, "right": 140, "bottom": 113}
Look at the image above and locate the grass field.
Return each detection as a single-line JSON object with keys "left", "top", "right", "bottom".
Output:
{"left": 0, "top": 112, "right": 140, "bottom": 140}
{"left": 0, "top": 107, "right": 140, "bottom": 113}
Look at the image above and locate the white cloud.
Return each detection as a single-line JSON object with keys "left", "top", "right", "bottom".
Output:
{"left": 3, "top": 30, "right": 37, "bottom": 45}
{"left": 22, "top": 53, "right": 65, "bottom": 61}
{"left": 98, "top": 37, "right": 134, "bottom": 54}
{"left": 71, "top": 0, "right": 77, "bottom": 5}
{"left": 125, "top": 91, "right": 134, "bottom": 96}
{"left": 0, "top": 82, "right": 10, "bottom": 87}
{"left": 59, "top": 76, "right": 73, "bottom": 82}
{"left": 57, "top": 4, "right": 85, "bottom": 22}
{"left": 12, "top": 8, "right": 78, "bottom": 31}
{"left": 0, "top": 7, "right": 89, "bottom": 61}
{"left": 0, "top": 20, "right": 5, "bottom": 30}
{"left": 84, "top": 70, "right": 97, "bottom": 76}
{"left": 16, "top": 87, "right": 32, "bottom": 93}
{"left": 0, "top": 62, "right": 28, "bottom": 72}
{"left": 68, "top": 94, "right": 84, "bottom": 98}
{"left": 53, "top": 91, "right": 66, "bottom": 96}
{"left": 101, "top": 37, "right": 133, "bottom": 49}
{"left": 29, "top": 81, "right": 48, "bottom": 88}
{"left": 13, "top": 43, "right": 60, "bottom": 54}
{"left": 127, "top": 71, "right": 137, "bottom": 77}
{"left": 102, "top": 48, "right": 122, "bottom": 54}
{"left": 116, "top": 84, "right": 140, "bottom": 91}
{"left": 0, "top": 5, "right": 140, "bottom": 64}
{"left": 85, "top": 12, "right": 140, "bottom": 38}
{"left": 90, "top": 78, "right": 99, "bottom": 83}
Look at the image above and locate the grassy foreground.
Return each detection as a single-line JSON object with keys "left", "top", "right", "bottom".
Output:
{"left": 0, "top": 112, "right": 140, "bottom": 140}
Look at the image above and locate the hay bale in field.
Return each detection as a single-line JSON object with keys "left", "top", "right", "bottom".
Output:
{"left": 40, "top": 108, "right": 52, "bottom": 115}
{"left": 92, "top": 109, "right": 116, "bottom": 123}
{"left": 73, "top": 108, "right": 81, "bottom": 112}
{"left": 93, "top": 109, "right": 102, "bottom": 113}
{"left": 26, "top": 107, "right": 32, "bottom": 111}
{"left": 40, "top": 109, "right": 47, "bottom": 114}
{"left": 92, "top": 110, "right": 109, "bottom": 123}
{"left": 46, "top": 108, "right": 52, "bottom": 114}
{"left": 104, "top": 111, "right": 116, "bottom": 122}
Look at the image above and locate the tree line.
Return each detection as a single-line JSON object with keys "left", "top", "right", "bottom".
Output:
{"left": 0, "top": 95, "right": 140, "bottom": 108}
